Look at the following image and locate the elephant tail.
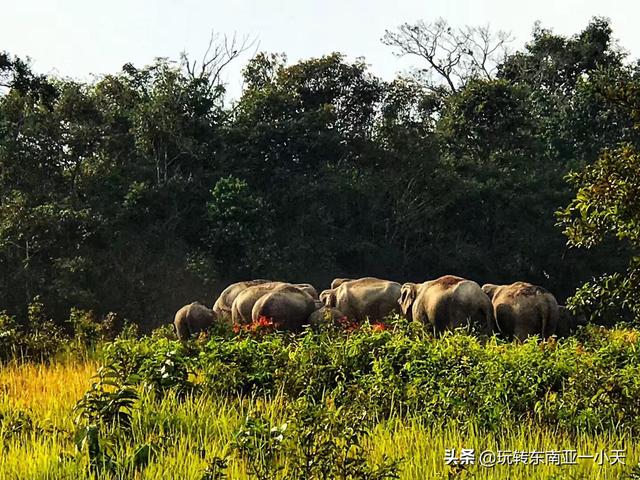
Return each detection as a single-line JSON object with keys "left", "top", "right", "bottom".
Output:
{"left": 541, "top": 297, "right": 559, "bottom": 339}
{"left": 483, "top": 302, "right": 497, "bottom": 335}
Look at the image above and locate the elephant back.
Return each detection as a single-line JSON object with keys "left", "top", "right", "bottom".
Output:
{"left": 231, "top": 282, "right": 289, "bottom": 324}
{"left": 214, "top": 279, "right": 273, "bottom": 316}
{"left": 490, "top": 282, "right": 559, "bottom": 340}
{"left": 335, "top": 277, "right": 401, "bottom": 322}
{"left": 174, "top": 301, "right": 215, "bottom": 341}
{"left": 252, "top": 286, "right": 316, "bottom": 331}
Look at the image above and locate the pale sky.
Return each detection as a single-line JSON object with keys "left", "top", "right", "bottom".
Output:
{"left": 3, "top": 0, "right": 640, "bottom": 100}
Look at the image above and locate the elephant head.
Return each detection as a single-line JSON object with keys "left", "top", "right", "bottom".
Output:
{"left": 308, "top": 306, "right": 346, "bottom": 329}
{"left": 295, "top": 283, "right": 319, "bottom": 299}
{"left": 399, "top": 283, "right": 418, "bottom": 318}
{"left": 320, "top": 289, "right": 337, "bottom": 307}
{"left": 331, "top": 278, "right": 352, "bottom": 289}
{"left": 481, "top": 283, "right": 499, "bottom": 300}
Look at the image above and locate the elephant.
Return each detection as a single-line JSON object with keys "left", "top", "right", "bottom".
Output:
{"left": 308, "top": 306, "right": 346, "bottom": 329}
{"left": 230, "top": 282, "right": 290, "bottom": 325}
{"left": 174, "top": 302, "right": 217, "bottom": 341}
{"left": 251, "top": 285, "right": 317, "bottom": 331}
{"left": 330, "top": 278, "right": 352, "bottom": 289}
{"left": 320, "top": 277, "right": 401, "bottom": 322}
{"left": 482, "top": 282, "right": 559, "bottom": 341}
{"left": 294, "top": 283, "right": 319, "bottom": 299}
{"left": 399, "top": 275, "right": 494, "bottom": 335}
{"left": 556, "top": 306, "right": 588, "bottom": 338}
{"left": 213, "top": 279, "right": 273, "bottom": 319}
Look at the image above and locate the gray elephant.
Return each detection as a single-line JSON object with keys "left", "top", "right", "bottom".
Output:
{"left": 174, "top": 302, "right": 217, "bottom": 341}
{"left": 320, "top": 277, "right": 401, "bottom": 322}
{"left": 294, "top": 283, "right": 319, "bottom": 299}
{"left": 213, "top": 279, "right": 272, "bottom": 319}
{"left": 308, "top": 306, "right": 346, "bottom": 329}
{"left": 330, "top": 278, "right": 352, "bottom": 289}
{"left": 482, "top": 282, "right": 559, "bottom": 341}
{"left": 556, "top": 306, "right": 588, "bottom": 338}
{"left": 399, "top": 275, "right": 494, "bottom": 335}
{"left": 231, "top": 282, "right": 290, "bottom": 325}
{"left": 251, "top": 285, "right": 318, "bottom": 331}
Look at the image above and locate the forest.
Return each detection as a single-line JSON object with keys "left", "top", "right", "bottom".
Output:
{"left": 2, "top": 17, "right": 640, "bottom": 330}
{"left": 4, "top": 15, "right": 640, "bottom": 480}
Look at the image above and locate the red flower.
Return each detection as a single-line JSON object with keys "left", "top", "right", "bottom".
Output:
{"left": 336, "top": 316, "right": 359, "bottom": 333}
{"left": 372, "top": 323, "right": 387, "bottom": 332}
{"left": 257, "top": 316, "right": 274, "bottom": 328}
{"left": 246, "top": 315, "right": 276, "bottom": 334}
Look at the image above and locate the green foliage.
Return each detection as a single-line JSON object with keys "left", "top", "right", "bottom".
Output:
{"left": 201, "top": 175, "right": 279, "bottom": 279}
{"left": 559, "top": 146, "right": 640, "bottom": 248}
{"left": 73, "top": 365, "right": 138, "bottom": 430}
{"left": 102, "top": 336, "right": 197, "bottom": 399}
{"left": 73, "top": 423, "right": 159, "bottom": 476}
{"left": 232, "top": 413, "right": 287, "bottom": 480}
{"left": 67, "top": 308, "right": 118, "bottom": 346}
{"left": 0, "top": 409, "right": 34, "bottom": 439}
{"left": 139, "top": 348, "right": 196, "bottom": 398}
{"left": 201, "top": 456, "right": 229, "bottom": 480}
{"left": 283, "top": 398, "right": 401, "bottom": 480}
{"left": 100, "top": 325, "right": 640, "bottom": 436}
{"left": 7, "top": 325, "right": 640, "bottom": 478}
{"left": 0, "top": 311, "right": 22, "bottom": 360}
{"left": 0, "top": 299, "right": 65, "bottom": 361}
{"left": 228, "top": 401, "right": 400, "bottom": 480}
{"left": 558, "top": 145, "right": 640, "bottom": 324}
{"left": 0, "top": 17, "right": 636, "bottom": 331}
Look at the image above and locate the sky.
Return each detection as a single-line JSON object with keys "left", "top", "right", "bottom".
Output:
{"left": 3, "top": 0, "right": 640, "bottom": 100}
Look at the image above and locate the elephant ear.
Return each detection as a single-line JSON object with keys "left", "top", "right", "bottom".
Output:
{"left": 399, "top": 283, "right": 417, "bottom": 315}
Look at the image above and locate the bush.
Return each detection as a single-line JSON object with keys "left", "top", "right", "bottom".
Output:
{"left": 0, "top": 299, "right": 65, "bottom": 361}
{"left": 97, "top": 323, "right": 640, "bottom": 435}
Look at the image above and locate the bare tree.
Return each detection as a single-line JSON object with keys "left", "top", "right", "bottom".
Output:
{"left": 382, "top": 19, "right": 512, "bottom": 93}
{"left": 180, "top": 31, "right": 257, "bottom": 95}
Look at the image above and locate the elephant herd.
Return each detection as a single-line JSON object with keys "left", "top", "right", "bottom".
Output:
{"left": 174, "top": 275, "right": 587, "bottom": 341}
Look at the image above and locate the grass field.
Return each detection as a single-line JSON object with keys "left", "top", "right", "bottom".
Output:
{"left": 2, "top": 330, "right": 640, "bottom": 480}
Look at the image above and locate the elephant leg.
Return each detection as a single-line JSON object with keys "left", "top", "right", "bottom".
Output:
{"left": 432, "top": 298, "right": 451, "bottom": 333}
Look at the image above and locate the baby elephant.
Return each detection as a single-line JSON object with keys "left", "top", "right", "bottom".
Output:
{"left": 174, "top": 302, "right": 217, "bottom": 341}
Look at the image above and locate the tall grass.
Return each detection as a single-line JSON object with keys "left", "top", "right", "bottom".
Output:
{"left": 1, "top": 358, "right": 639, "bottom": 479}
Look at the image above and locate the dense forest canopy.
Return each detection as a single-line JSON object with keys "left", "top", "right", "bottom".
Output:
{"left": 1, "top": 17, "right": 639, "bottom": 330}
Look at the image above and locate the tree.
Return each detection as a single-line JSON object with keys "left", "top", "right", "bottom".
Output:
{"left": 558, "top": 144, "right": 640, "bottom": 323}
{"left": 382, "top": 19, "right": 512, "bottom": 93}
{"left": 201, "top": 176, "right": 279, "bottom": 279}
{"left": 499, "top": 17, "right": 623, "bottom": 95}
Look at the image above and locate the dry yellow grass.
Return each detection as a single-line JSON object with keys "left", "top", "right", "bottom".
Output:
{"left": 1, "top": 359, "right": 639, "bottom": 479}
{"left": 0, "top": 360, "right": 97, "bottom": 417}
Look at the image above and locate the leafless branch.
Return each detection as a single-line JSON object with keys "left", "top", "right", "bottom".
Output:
{"left": 180, "top": 31, "right": 258, "bottom": 95}
{"left": 383, "top": 18, "right": 513, "bottom": 93}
